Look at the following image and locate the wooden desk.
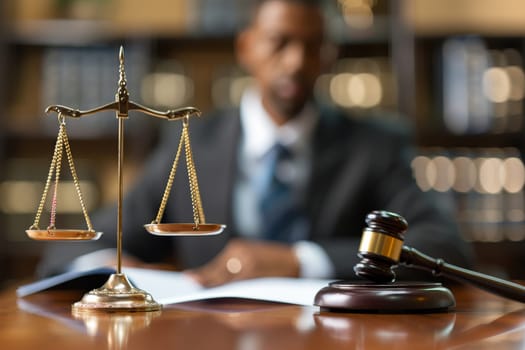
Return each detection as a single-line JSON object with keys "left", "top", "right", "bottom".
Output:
{"left": 1, "top": 283, "right": 525, "bottom": 349}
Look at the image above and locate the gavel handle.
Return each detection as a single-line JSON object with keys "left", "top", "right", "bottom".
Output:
{"left": 400, "top": 246, "right": 525, "bottom": 303}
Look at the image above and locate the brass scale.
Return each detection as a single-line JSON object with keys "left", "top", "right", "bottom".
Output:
{"left": 25, "top": 47, "right": 225, "bottom": 313}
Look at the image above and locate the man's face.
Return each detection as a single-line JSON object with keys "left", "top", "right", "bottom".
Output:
{"left": 237, "top": 1, "right": 326, "bottom": 123}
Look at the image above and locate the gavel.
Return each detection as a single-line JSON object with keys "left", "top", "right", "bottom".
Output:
{"left": 353, "top": 210, "right": 525, "bottom": 302}
{"left": 314, "top": 210, "right": 525, "bottom": 312}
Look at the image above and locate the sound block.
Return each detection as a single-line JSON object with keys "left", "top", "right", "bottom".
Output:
{"left": 314, "top": 281, "right": 455, "bottom": 313}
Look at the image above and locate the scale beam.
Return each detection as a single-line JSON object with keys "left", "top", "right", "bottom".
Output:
{"left": 45, "top": 103, "right": 201, "bottom": 121}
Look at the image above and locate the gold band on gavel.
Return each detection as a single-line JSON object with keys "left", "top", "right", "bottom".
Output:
{"left": 358, "top": 230, "right": 404, "bottom": 262}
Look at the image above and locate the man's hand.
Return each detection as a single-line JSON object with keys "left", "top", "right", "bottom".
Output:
{"left": 185, "top": 239, "right": 300, "bottom": 287}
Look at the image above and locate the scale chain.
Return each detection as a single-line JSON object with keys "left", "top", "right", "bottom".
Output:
{"left": 152, "top": 117, "right": 205, "bottom": 228}
{"left": 62, "top": 125, "right": 94, "bottom": 231}
{"left": 29, "top": 116, "right": 94, "bottom": 231}
{"left": 48, "top": 124, "right": 65, "bottom": 229}
{"left": 153, "top": 124, "right": 185, "bottom": 224}
{"left": 30, "top": 121, "right": 63, "bottom": 230}
{"left": 183, "top": 120, "right": 205, "bottom": 226}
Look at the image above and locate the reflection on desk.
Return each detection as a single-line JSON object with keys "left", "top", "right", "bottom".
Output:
{"left": 3, "top": 284, "right": 525, "bottom": 350}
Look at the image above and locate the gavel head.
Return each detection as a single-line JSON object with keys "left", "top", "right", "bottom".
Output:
{"left": 353, "top": 211, "right": 408, "bottom": 283}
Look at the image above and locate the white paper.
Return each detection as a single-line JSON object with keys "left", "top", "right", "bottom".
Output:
{"left": 122, "top": 267, "right": 332, "bottom": 306}
{"left": 18, "top": 267, "right": 333, "bottom": 306}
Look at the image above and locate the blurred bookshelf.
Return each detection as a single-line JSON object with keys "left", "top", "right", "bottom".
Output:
{"left": 0, "top": 0, "right": 525, "bottom": 284}
{"left": 399, "top": 0, "right": 525, "bottom": 279}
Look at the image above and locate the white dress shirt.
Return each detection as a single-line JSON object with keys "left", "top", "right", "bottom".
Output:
{"left": 234, "top": 88, "right": 335, "bottom": 278}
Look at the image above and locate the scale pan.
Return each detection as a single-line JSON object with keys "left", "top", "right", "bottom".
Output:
{"left": 26, "top": 229, "right": 102, "bottom": 241}
{"left": 144, "top": 223, "right": 225, "bottom": 236}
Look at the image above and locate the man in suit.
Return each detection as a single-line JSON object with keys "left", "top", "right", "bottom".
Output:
{"left": 37, "top": 0, "right": 473, "bottom": 286}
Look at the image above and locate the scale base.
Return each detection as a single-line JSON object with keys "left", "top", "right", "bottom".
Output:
{"left": 72, "top": 273, "right": 161, "bottom": 313}
{"left": 314, "top": 281, "right": 455, "bottom": 313}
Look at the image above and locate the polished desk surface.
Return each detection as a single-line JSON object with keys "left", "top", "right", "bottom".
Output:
{"left": 1, "top": 282, "right": 525, "bottom": 350}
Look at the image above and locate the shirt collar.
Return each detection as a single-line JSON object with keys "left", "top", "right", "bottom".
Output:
{"left": 239, "top": 88, "right": 318, "bottom": 160}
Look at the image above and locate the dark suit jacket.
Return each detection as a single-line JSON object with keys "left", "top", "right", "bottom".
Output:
{"left": 37, "top": 107, "right": 474, "bottom": 279}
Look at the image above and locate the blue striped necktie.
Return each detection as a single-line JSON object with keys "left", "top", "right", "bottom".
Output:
{"left": 257, "top": 143, "right": 305, "bottom": 242}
